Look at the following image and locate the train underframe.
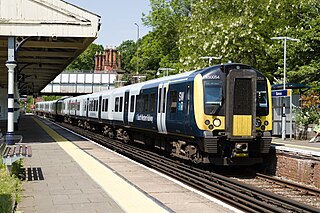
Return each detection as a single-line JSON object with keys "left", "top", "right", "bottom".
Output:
{"left": 61, "top": 115, "right": 271, "bottom": 166}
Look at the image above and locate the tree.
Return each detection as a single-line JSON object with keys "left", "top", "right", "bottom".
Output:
{"left": 66, "top": 43, "right": 104, "bottom": 71}
{"left": 117, "top": 40, "right": 137, "bottom": 73}
{"left": 121, "top": 0, "right": 319, "bottom": 93}
{"left": 142, "top": 0, "right": 191, "bottom": 72}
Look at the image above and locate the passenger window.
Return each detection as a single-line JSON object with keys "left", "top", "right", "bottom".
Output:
{"left": 162, "top": 88, "right": 166, "bottom": 113}
{"left": 170, "top": 90, "right": 177, "bottom": 113}
{"left": 186, "top": 86, "right": 190, "bottom": 115}
{"left": 130, "top": 95, "right": 135, "bottom": 112}
{"left": 150, "top": 93, "right": 155, "bottom": 113}
{"left": 115, "top": 97, "right": 119, "bottom": 112}
{"left": 143, "top": 94, "right": 149, "bottom": 112}
{"left": 119, "top": 97, "right": 123, "bottom": 112}
{"left": 105, "top": 99, "right": 108, "bottom": 112}
{"left": 136, "top": 95, "right": 143, "bottom": 113}
{"left": 158, "top": 90, "right": 161, "bottom": 113}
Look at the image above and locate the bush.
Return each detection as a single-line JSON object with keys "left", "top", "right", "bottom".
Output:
{"left": 0, "top": 162, "right": 23, "bottom": 213}
{"left": 295, "top": 91, "right": 320, "bottom": 126}
{"left": 295, "top": 107, "right": 320, "bottom": 126}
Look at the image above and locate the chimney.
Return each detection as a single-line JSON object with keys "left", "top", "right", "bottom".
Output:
{"left": 105, "top": 48, "right": 110, "bottom": 67}
{"left": 113, "top": 49, "right": 117, "bottom": 67}
{"left": 94, "top": 52, "right": 99, "bottom": 71}
{"left": 109, "top": 49, "right": 113, "bottom": 68}
{"left": 118, "top": 52, "right": 121, "bottom": 69}
{"left": 101, "top": 52, "right": 105, "bottom": 72}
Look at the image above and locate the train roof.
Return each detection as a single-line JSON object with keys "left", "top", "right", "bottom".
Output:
{"left": 42, "top": 63, "right": 266, "bottom": 103}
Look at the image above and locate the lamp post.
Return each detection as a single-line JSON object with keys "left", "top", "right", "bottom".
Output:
{"left": 271, "top": 36, "right": 299, "bottom": 140}
{"left": 157, "top": 68, "right": 175, "bottom": 77}
{"left": 199, "top": 56, "right": 222, "bottom": 66}
{"left": 134, "top": 23, "right": 139, "bottom": 75}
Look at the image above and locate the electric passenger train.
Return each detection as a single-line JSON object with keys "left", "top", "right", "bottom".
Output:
{"left": 35, "top": 63, "right": 272, "bottom": 165}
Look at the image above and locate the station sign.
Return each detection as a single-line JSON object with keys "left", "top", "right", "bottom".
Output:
{"left": 271, "top": 89, "right": 292, "bottom": 97}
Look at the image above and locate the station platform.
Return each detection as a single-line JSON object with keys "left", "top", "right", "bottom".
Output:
{"left": 13, "top": 115, "right": 239, "bottom": 213}
{"left": 271, "top": 137, "right": 320, "bottom": 157}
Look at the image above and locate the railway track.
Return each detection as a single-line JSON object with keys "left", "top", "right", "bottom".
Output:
{"left": 56, "top": 120, "right": 319, "bottom": 213}
{"left": 232, "top": 173, "right": 320, "bottom": 209}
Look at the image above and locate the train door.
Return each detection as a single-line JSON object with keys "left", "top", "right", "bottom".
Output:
{"left": 157, "top": 82, "right": 168, "bottom": 134}
{"left": 75, "top": 99, "right": 77, "bottom": 117}
{"left": 124, "top": 91, "right": 129, "bottom": 126}
{"left": 166, "top": 83, "right": 187, "bottom": 134}
{"left": 98, "top": 96, "right": 102, "bottom": 121}
{"left": 86, "top": 98, "right": 89, "bottom": 118}
{"left": 225, "top": 69, "right": 256, "bottom": 138}
{"left": 185, "top": 84, "right": 192, "bottom": 133}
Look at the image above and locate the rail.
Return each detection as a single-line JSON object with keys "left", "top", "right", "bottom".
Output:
{"left": 54, "top": 119, "right": 319, "bottom": 212}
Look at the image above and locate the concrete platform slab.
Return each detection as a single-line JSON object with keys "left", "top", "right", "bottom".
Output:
{"left": 16, "top": 115, "right": 240, "bottom": 213}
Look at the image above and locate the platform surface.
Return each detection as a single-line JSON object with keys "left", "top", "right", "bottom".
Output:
{"left": 15, "top": 115, "right": 238, "bottom": 213}
{"left": 271, "top": 137, "right": 320, "bottom": 157}
{"left": 15, "top": 115, "right": 124, "bottom": 213}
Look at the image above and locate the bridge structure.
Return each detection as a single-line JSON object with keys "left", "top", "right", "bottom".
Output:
{"left": 40, "top": 46, "right": 125, "bottom": 96}
{"left": 40, "top": 70, "right": 119, "bottom": 96}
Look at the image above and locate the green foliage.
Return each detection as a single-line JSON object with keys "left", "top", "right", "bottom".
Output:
{"left": 118, "top": 40, "right": 137, "bottom": 73}
{"left": 119, "top": 0, "right": 320, "bottom": 91}
{"left": 294, "top": 91, "right": 320, "bottom": 126}
{"left": 0, "top": 162, "right": 23, "bottom": 213}
{"left": 295, "top": 107, "right": 320, "bottom": 126}
{"left": 42, "top": 96, "right": 62, "bottom": 101}
{"left": 66, "top": 43, "right": 104, "bottom": 71}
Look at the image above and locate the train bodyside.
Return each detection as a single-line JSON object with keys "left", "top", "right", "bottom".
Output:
{"left": 35, "top": 63, "right": 272, "bottom": 166}
{"left": 128, "top": 64, "right": 272, "bottom": 165}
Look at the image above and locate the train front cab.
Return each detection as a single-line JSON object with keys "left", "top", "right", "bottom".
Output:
{"left": 194, "top": 65, "right": 272, "bottom": 166}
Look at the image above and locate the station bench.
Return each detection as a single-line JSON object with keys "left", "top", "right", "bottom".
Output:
{"left": 0, "top": 133, "right": 32, "bottom": 173}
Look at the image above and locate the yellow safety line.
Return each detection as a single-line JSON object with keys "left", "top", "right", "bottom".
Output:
{"left": 32, "top": 117, "right": 168, "bottom": 213}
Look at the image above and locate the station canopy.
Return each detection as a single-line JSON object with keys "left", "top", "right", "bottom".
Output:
{"left": 0, "top": 0, "right": 100, "bottom": 95}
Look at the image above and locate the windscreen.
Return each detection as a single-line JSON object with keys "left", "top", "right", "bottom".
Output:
{"left": 203, "top": 80, "right": 222, "bottom": 115}
{"left": 256, "top": 80, "right": 269, "bottom": 116}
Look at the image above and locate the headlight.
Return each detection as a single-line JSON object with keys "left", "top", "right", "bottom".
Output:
{"left": 205, "top": 120, "right": 210, "bottom": 125}
{"left": 256, "top": 119, "right": 261, "bottom": 127}
{"left": 264, "top": 120, "right": 269, "bottom": 126}
{"left": 213, "top": 118, "right": 221, "bottom": 127}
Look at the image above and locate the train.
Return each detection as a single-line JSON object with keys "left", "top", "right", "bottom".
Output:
{"left": 35, "top": 63, "right": 273, "bottom": 166}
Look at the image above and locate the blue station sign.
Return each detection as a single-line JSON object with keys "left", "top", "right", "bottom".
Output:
{"left": 272, "top": 89, "right": 292, "bottom": 97}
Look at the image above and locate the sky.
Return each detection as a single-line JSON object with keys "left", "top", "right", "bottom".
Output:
{"left": 66, "top": 0, "right": 151, "bottom": 47}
